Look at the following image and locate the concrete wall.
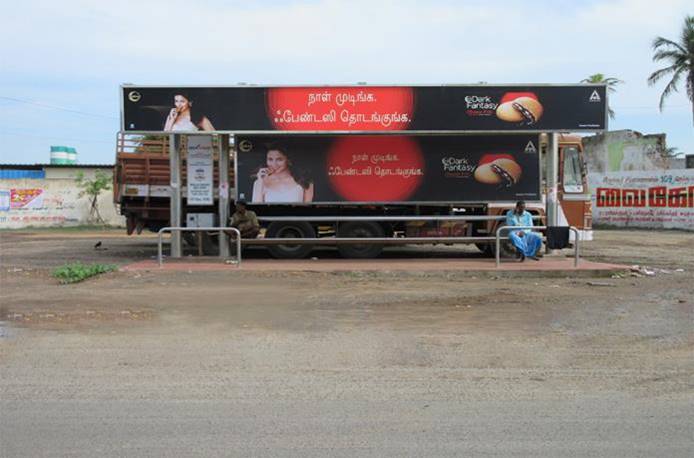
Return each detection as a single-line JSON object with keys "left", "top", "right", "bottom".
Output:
{"left": 0, "top": 167, "right": 124, "bottom": 229}
{"left": 582, "top": 130, "right": 672, "bottom": 173}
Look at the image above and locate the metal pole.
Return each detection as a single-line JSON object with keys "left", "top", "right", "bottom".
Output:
{"left": 572, "top": 227, "right": 580, "bottom": 267}
{"left": 218, "top": 134, "right": 230, "bottom": 258}
{"left": 158, "top": 230, "right": 164, "bottom": 267}
{"left": 169, "top": 134, "right": 182, "bottom": 258}
{"left": 495, "top": 229, "right": 501, "bottom": 267}
{"left": 157, "top": 227, "right": 241, "bottom": 268}
{"left": 545, "top": 132, "right": 559, "bottom": 254}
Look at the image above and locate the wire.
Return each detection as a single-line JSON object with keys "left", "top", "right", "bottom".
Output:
{"left": 612, "top": 104, "right": 689, "bottom": 109}
{"left": 0, "top": 130, "right": 112, "bottom": 144}
{"left": 0, "top": 96, "right": 117, "bottom": 120}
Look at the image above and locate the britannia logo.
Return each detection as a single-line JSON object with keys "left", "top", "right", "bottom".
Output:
{"left": 238, "top": 140, "right": 253, "bottom": 153}
{"left": 128, "top": 91, "right": 141, "bottom": 102}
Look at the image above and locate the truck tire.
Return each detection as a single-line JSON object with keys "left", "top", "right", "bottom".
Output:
{"left": 337, "top": 221, "right": 385, "bottom": 259}
{"left": 183, "top": 232, "right": 219, "bottom": 255}
{"left": 265, "top": 221, "right": 315, "bottom": 259}
{"left": 182, "top": 232, "right": 197, "bottom": 247}
{"left": 475, "top": 242, "right": 494, "bottom": 257}
{"left": 495, "top": 223, "right": 519, "bottom": 259}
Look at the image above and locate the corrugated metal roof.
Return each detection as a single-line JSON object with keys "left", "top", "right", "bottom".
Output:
{"left": 0, "top": 169, "right": 46, "bottom": 179}
{"left": 0, "top": 163, "right": 114, "bottom": 170}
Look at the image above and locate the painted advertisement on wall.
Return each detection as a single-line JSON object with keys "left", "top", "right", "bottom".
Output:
{"left": 122, "top": 85, "right": 607, "bottom": 133}
{"left": 10, "top": 188, "right": 44, "bottom": 209}
{"left": 0, "top": 178, "right": 123, "bottom": 229}
{"left": 235, "top": 134, "right": 540, "bottom": 204}
{"left": 0, "top": 190, "right": 10, "bottom": 212}
{"left": 589, "top": 170, "right": 694, "bottom": 230}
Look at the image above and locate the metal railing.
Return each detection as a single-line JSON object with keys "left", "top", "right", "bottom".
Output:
{"left": 154, "top": 217, "right": 559, "bottom": 266}
{"left": 495, "top": 226, "right": 579, "bottom": 268}
{"left": 256, "top": 215, "right": 526, "bottom": 222}
{"left": 157, "top": 227, "right": 241, "bottom": 268}
{"left": 248, "top": 214, "right": 532, "bottom": 247}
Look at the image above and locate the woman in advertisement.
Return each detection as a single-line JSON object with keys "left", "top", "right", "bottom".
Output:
{"left": 251, "top": 144, "right": 314, "bottom": 203}
{"left": 163, "top": 93, "right": 215, "bottom": 132}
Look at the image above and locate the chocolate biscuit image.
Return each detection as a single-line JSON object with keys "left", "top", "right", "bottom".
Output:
{"left": 474, "top": 158, "right": 522, "bottom": 187}
{"left": 496, "top": 97, "right": 543, "bottom": 126}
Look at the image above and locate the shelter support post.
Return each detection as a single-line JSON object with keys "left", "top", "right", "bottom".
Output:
{"left": 169, "top": 134, "right": 182, "bottom": 258}
{"left": 218, "top": 134, "right": 230, "bottom": 258}
{"left": 545, "top": 132, "right": 559, "bottom": 254}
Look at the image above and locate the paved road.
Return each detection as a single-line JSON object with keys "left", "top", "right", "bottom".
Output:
{"left": 1, "top": 229, "right": 693, "bottom": 456}
{"left": 3, "top": 398, "right": 691, "bottom": 457}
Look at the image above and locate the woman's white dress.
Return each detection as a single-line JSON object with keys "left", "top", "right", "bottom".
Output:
{"left": 264, "top": 184, "right": 304, "bottom": 202}
{"left": 170, "top": 118, "right": 198, "bottom": 131}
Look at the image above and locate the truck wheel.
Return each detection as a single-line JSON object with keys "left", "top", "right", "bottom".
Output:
{"left": 475, "top": 242, "right": 494, "bottom": 257}
{"left": 494, "top": 224, "right": 518, "bottom": 259}
{"left": 266, "top": 221, "right": 315, "bottom": 259}
{"left": 337, "top": 221, "right": 385, "bottom": 259}
{"left": 182, "top": 232, "right": 197, "bottom": 247}
{"left": 182, "top": 232, "right": 218, "bottom": 255}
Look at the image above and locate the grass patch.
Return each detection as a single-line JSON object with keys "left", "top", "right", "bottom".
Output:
{"left": 52, "top": 262, "right": 117, "bottom": 284}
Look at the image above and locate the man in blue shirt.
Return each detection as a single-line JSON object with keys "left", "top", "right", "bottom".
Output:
{"left": 505, "top": 201, "right": 542, "bottom": 261}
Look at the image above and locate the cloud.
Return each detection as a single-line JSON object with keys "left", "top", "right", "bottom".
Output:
{"left": 1, "top": 0, "right": 691, "bottom": 162}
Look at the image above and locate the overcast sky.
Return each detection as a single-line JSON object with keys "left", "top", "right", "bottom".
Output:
{"left": 1, "top": 0, "right": 691, "bottom": 164}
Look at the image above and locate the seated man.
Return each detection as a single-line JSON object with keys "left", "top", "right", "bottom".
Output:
{"left": 505, "top": 200, "right": 542, "bottom": 261}
{"left": 229, "top": 200, "right": 260, "bottom": 239}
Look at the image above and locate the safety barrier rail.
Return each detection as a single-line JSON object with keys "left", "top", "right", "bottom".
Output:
{"left": 495, "top": 225, "right": 579, "bottom": 268}
{"left": 157, "top": 227, "right": 241, "bottom": 268}
{"left": 256, "top": 215, "right": 521, "bottom": 222}
{"left": 155, "top": 217, "right": 553, "bottom": 266}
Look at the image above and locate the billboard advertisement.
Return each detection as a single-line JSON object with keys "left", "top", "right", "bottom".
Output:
{"left": 122, "top": 85, "right": 606, "bottom": 133}
{"left": 235, "top": 134, "right": 540, "bottom": 204}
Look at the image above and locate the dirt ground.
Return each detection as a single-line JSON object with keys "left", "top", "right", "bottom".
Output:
{"left": 1, "top": 228, "right": 693, "bottom": 457}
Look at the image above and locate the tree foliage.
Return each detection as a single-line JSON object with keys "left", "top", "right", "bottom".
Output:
{"left": 581, "top": 73, "right": 623, "bottom": 120}
{"left": 75, "top": 169, "right": 112, "bottom": 224}
{"left": 647, "top": 15, "right": 694, "bottom": 126}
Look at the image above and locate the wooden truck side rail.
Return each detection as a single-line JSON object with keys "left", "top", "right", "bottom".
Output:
{"left": 115, "top": 133, "right": 233, "bottom": 233}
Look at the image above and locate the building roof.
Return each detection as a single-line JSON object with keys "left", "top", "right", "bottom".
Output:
{"left": 0, "top": 163, "right": 114, "bottom": 170}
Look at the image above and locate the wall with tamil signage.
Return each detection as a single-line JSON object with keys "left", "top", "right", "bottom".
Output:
{"left": 0, "top": 167, "right": 124, "bottom": 229}
{"left": 588, "top": 170, "right": 694, "bottom": 230}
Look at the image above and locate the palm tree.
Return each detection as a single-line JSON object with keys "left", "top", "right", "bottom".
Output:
{"left": 664, "top": 146, "right": 683, "bottom": 158}
{"left": 647, "top": 15, "right": 694, "bottom": 126}
{"left": 580, "top": 73, "right": 623, "bottom": 120}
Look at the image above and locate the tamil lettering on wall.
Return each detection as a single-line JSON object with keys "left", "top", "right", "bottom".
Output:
{"left": 588, "top": 170, "right": 694, "bottom": 230}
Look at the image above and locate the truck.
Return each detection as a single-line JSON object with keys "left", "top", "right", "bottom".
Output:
{"left": 115, "top": 84, "right": 604, "bottom": 258}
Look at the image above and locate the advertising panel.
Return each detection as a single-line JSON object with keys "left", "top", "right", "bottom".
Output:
{"left": 235, "top": 134, "right": 540, "bottom": 204}
{"left": 589, "top": 170, "right": 694, "bottom": 230}
{"left": 186, "top": 136, "right": 214, "bottom": 205}
{"left": 122, "top": 85, "right": 606, "bottom": 133}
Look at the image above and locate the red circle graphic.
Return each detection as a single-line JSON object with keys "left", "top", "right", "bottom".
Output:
{"left": 326, "top": 136, "right": 424, "bottom": 201}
